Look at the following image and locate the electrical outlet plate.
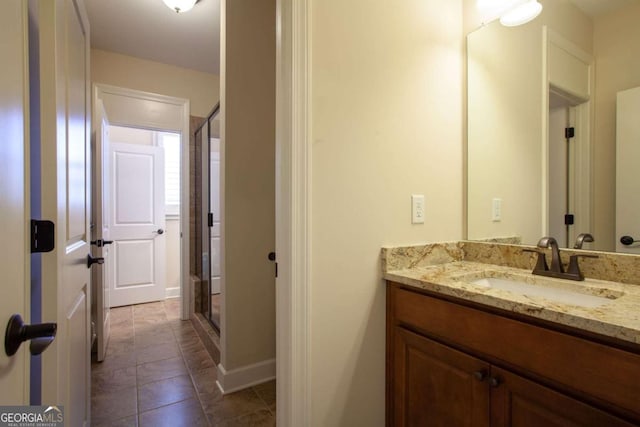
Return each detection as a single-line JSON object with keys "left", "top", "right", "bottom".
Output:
{"left": 412, "top": 195, "right": 425, "bottom": 224}
{"left": 492, "top": 198, "right": 502, "bottom": 222}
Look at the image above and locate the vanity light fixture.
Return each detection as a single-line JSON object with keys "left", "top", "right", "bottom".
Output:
{"left": 499, "top": 0, "right": 543, "bottom": 27}
{"left": 162, "top": 0, "right": 197, "bottom": 13}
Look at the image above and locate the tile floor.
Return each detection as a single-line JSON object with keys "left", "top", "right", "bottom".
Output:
{"left": 91, "top": 299, "right": 276, "bottom": 426}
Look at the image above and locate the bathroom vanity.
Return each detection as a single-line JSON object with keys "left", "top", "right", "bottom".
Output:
{"left": 383, "top": 242, "right": 640, "bottom": 426}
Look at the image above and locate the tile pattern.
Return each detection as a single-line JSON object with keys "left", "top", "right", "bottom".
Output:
{"left": 91, "top": 299, "right": 275, "bottom": 426}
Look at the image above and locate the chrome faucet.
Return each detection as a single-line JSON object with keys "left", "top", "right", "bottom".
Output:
{"left": 574, "top": 233, "right": 594, "bottom": 249}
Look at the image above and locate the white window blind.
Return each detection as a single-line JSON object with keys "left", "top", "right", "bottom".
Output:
{"left": 158, "top": 132, "right": 181, "bottom": 216}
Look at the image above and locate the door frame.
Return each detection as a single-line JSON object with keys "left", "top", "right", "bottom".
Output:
{"left": 275, "top": 0, "right": 311, "bottom": 425}
{"left": 93, "top": 83, "right": 191, "bottom": 320}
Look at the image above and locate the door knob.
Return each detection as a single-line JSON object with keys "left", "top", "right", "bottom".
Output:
{"left": 620, "top": 235, "right": 639, "bottom": 246}
{"left": 489, "top": 377, "right": 501, "bottom": 388}
{"left": 153, "top": 228, "right": 164, "bottom": 235}
{"left": 5, "top": 314, "right": 56, "bottom": 356}
{"left": 90, "top": 239, "right": 113, "bottom": 247}
{"left": 87, "top": 254, "right": 105, "bottom": 268}
{"left": 473, "top": 370, "right": 487, "bottom": 382}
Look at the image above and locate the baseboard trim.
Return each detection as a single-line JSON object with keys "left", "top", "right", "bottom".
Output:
{"left": 165, "top": 286, "right": 180, "bottom": 299}
{"left": 216, "top": 359, "right": 276, "bottom": 394}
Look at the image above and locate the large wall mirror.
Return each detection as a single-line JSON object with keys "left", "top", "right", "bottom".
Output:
{"left": 467, "top": 0, "right": 640, "bottom": 254}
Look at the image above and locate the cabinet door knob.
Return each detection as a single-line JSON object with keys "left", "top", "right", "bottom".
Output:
{"left": 473, "top": 370, "right": 487, "bottom": 382}
{"left": 489, "top": 377, "right": 501, "bottom": 388}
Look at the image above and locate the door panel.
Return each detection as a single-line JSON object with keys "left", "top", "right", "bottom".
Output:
{"left": 66, "top": 2, "right": 88, "bottom": 241}
{"left": 39, "top": 0, "right": 91, "bottom": 424}
{"left": 114, "top": 241, "right": 155, "bottom": 285}
{"left": 114, "top": 152, "right": 155, "bottom": 224}
{"left": 65, "top": 290, "right": 88, "bottom": 427}
{"left": 393, "top": 327, "right": 490, "bottom": 427}
{"left": 0, "top": 0, "right": 29, "bottom": 405}
{"left": 616, "top": 86, "right": 640, "bottom": 254}
{"left": 109, "top": 142, "right": 165, "bottom": 307}
{"left": 490, "top": 367, "right": 634, "bottom": 427}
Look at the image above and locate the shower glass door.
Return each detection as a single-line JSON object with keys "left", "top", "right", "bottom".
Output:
{"left": 196, "top": 104, "right": 221, "bottom": 330}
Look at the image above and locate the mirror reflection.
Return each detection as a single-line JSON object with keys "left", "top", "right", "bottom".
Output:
{"left": 467, "top": 0, "right": 640, "bottom": 254}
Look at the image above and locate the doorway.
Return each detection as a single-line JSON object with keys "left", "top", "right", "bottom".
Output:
{"left": 548, "top": 89, "right": 591, "bottom": 249}
{"left": 94, "top": 83, "right": 191, "bottom": 320}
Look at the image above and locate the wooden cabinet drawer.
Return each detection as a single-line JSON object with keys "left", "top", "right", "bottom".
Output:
{"left": 390, "top": 283, "right": 640, "bottom": 419}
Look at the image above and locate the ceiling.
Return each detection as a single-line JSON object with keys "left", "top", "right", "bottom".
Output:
{"left": 569, "top": 0, "right": 637, "bottom": 17}
{"left": 84, "top": 0, "right": 635, "bottom": 76}
{"left": 85, "top": 0, "right": 220, "bottom": 74}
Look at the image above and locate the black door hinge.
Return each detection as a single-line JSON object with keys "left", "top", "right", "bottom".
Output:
{"left": 564, "top": 214, "right": 575, "bottom": 225}
{"left": 268, "top": 252, "right": 277, "bottom": 278}
{"left": 565, "top": 127, "right": 575, "bottom": 139}
{"left": 208, "top": 212, "right": 214, "bottom": 227}
{"left": 31, "top": 220, "right": 55, "bottom": 253}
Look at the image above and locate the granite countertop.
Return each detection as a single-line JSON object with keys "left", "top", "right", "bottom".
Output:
{"left": 384, "top": 260, "right": 640, "bottom": 345}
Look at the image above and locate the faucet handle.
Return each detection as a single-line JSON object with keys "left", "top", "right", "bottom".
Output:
{"left": 522, "top": 248, "right": 548, "bottom": 272}
{"left": 567, "top": 254, "right": 598, "bottom": 281}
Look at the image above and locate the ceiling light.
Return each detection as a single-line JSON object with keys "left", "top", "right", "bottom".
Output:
{"left": 163, "top": 0, "right": 197, "bottom": 13}
{"left": 499, "top": 0, "right": 543, "bottom": 27}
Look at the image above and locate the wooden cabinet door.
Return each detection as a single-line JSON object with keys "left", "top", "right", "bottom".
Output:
{"left": 490, "top": 367, "right": 636, "bottom": 427}
{"left": 393, "top": 327, "right": 490, "bottom": 427}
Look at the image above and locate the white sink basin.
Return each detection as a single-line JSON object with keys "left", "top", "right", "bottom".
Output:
{"left": 455, "top": 271, "right": 623, "bottom": 308}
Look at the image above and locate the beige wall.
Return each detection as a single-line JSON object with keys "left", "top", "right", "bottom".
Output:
{"left": 310, "top": 0, "right": 463, "bottom": 425}
{"left": 109, "top": 125, "right": 154, "bottom": 145}
{"left": 91, "top": 49, "right": 219, "bottom": 118}
{"left": 220, "top": 0, "right": 276, "bottom": 370}
{"left": 467, "top": 19, "right": 547, "bottom": 243}
{"left": 593, "top": 3, "right": 640, "bottom": 250}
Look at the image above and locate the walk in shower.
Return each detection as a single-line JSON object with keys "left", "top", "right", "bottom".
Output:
{"left": 193, "top": 104, "right": 221, "bottom": 330}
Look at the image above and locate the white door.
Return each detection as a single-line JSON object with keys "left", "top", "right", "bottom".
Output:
{"left": 0, "top": 0, "right": 30, "bottom": 405}
{"left": 108, "top": 142, "right": 166, "bottom": 307}
{"left": 92, "top": 101, "right": 111, "bottom": 361}
{"left": 210, "top": 138, "right": 221, "bottom": 294}
{"left": 616, "top": 86, "right": 640, "bottom": 254}
{"left": 39, "top": 0, "right": 92, "bottom": 425}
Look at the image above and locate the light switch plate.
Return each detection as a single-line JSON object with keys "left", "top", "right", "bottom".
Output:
{"left": 412, "top": 195, "right": 425, "bottom": 224}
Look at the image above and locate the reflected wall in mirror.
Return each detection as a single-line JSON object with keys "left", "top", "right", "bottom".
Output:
{"left": 467, "top": 0, "right": 640, "bottom": 254}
